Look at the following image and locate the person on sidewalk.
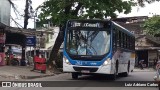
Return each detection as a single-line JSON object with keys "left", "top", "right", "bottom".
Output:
{"left": 139, "top": 60, "right": 144, "bottom": 70}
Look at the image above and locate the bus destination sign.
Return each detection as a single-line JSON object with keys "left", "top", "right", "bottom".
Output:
{"left": 69, "top": 21, "right": 107, "bottom": 28}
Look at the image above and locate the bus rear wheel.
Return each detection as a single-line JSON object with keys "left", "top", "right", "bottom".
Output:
{"left": 72, "top": 72, "right": 78, "bottom": 79}
{"left": 120, "top": 62, "right": 130, "bottom": 77}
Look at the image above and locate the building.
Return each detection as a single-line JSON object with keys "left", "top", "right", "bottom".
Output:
{"left": 113, "top": 16, "right": 160, "bottom": 68}
{"left": 26, "top": 26, "right": 60, "bottom": 59}
{"left": 0, "top": 0, "right": 11, "bottom": 26}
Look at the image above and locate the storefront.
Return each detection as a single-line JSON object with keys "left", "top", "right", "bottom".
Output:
{"left": 136, "top": 47, "right": 160, "bottom": 68}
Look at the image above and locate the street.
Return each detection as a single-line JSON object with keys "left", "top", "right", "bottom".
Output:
{"left": 31, "top": 71, "right": 155, "bottom": 81}
{"left": 0, "top": 70, "right": 159, "bottom": 90}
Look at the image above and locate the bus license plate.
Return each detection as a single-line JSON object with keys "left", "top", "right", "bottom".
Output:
{"left": 81, "top": 70, "right": 90, "bottom": 73}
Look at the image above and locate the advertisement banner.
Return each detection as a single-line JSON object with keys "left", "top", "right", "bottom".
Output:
{"left": 0, "top": 52, "right": 5, "bottom": 65}
{"left": 0, "top": 33, "right": 5, "bottom": 43}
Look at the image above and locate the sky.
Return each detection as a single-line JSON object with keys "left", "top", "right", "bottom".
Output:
{"left": 10, "top": 0, "right": 160, "bottom": 28}
{"left": 11, "top": 0, "right": 45, "bottom": 28}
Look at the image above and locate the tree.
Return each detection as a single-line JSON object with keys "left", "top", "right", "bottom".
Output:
{"left": 143, "top": 15, "right": 160, "bottom": 36}
{"left": 38, "top": 0, "right": 135, "bottom": 70}
{"left": 137, "top": 0, "right": 160, "bottom": 7}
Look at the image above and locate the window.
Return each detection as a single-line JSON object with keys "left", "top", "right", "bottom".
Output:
{"left": 121, "top": 32, "right": 124, "bottom": 48}
{"left": 116, "top": 30, "right": 120, "bottom": 47}
{"left": 119, "top": 31, "right": 122, "bottom": 47}
{"left": 113, "top": 28, "right": 117, "bottom": 49}
{"left": 127, "top": 35, "right": 130, "bottom": 49}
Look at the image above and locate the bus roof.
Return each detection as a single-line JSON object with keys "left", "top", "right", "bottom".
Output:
{"left": 112, "top": 21, "right": 135, "bottom": 37}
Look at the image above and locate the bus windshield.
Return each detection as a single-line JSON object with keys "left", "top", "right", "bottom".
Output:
{"left": 66, "top": 29, "right": 110, "bottom": 56}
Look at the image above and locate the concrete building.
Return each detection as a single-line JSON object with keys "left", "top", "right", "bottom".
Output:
{"left": 27, "top": 26, "right": 60, "bottom": 59}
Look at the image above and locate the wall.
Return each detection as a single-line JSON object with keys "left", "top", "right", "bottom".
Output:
{"left": 0, "top": 0, "right": 11, "bottom": 26}
{"left": 45, "top": 27, "right": 59, "bottom": 49}
{"left": 148, "top": 50, "right": 158, "bottom": 67}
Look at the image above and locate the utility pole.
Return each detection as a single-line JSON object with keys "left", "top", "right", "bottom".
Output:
{"left": 24, "top": 0, "right": 29, "bottom": 29}
{"left": 21, "top": 0, "right": 30, "bottom": 66}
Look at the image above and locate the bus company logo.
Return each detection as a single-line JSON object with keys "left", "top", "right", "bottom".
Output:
{"left": 76, "top": 61, "right": 82, "bottom": 65}
{"left": 2, "top": 82, "right": 11, "bottom": 87}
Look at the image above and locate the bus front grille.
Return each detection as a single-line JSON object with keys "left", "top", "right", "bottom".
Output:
{"left": 73, "top": 66, "right": 98, "bottom": 72}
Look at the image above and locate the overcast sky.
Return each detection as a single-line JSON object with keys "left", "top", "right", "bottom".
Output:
{"left": 10, "top": 0, "right": 160, "bottom": 28}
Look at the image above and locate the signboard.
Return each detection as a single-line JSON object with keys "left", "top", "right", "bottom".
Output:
{"left": 26, "top": 36, "right": 36, "bottom": 46}
{"left": 0, "top": 52, "right": 5, "bottom": 65}
{"left": 68, "top": 20, "right": 110, "bottom": 28}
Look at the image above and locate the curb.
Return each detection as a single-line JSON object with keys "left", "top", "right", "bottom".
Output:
{"left": 20, "top": 74, "right": 55, "bottom": 79}
{"left": 133, "top": 69, "right": 156, "bottom": 72}
{"left": 0, "top": 72, "right": 63, "bottom": 80}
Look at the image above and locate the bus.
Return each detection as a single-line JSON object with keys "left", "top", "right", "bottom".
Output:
{"left": 63, "top": 19, "right": 135, "bottom": 80}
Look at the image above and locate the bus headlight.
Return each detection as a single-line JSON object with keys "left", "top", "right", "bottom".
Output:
{"left": 63, "top": 56, "right": 71, "bottom": 65}
{"left": 103, "top": 58, "right": 111, "bottom": 65}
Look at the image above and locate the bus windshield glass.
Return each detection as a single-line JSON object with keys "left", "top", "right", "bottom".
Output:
{"left": 66, "top": 29, "right": 110, "bottom": 56}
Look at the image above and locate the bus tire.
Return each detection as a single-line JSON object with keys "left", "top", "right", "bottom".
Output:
{"left": 120, "top": 61, "right": 130, "bottom": 77}
{"left": 110, "top": 61, "right": 118, "bottom": 80}
{"left": 72, "top": 72, "right": 78, "bottom": 79}
{"left": 110, "top": 73, "right": 116, "bottom": 80}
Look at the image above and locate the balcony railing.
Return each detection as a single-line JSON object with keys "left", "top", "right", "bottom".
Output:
{"left": 146, "top": 34, "right": 160, "bottom": 44}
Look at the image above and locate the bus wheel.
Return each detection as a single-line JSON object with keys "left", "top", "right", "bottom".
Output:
{"left": 72, "top": 72, "right": 78, "bottom": 79}
{"left": 110, "top": 61, "right": 118, "bottom": 80}
{"left": 121, "top": 62, "right": 130, "bottom": 77}
{"left": 110, "top": 73, "right": 116, "bottom": 80}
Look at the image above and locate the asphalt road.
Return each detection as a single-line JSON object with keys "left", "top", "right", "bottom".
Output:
{"left": 31, "top": 70, "right": 155, "bottom": 81}
{"left": 0, "top": 71, "right": 159, "bottom": 90}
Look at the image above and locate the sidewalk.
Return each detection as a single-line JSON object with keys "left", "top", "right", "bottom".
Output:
{"left": 0, "top": 66, "right": 59, "bottom": 80}
{"left": 133, "top": 68, "right": 156, "bottom": 72}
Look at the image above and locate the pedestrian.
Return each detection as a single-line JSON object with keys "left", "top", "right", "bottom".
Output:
{"left": 139, "top": 60, "right": 144, "bottom": 70}
{"left": 154, "top": 58, "right": 158, "bottom": 66}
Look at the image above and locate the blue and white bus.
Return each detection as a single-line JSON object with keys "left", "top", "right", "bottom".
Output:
{"left": 63, "top": 19, "right": 135, "bottom": 80}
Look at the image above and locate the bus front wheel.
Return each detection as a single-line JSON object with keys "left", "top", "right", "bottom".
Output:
{"left": 72, "top": 72, "right": 78, "bottom": 79}
{"left": 110, "top": 61, "right": 118, "bottom": 80}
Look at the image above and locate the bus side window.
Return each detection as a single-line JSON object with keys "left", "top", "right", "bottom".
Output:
{"left": 130, "top": 37, "right": 134, "bottom": 50}
{"left": 133, "top": 37, "right": 135, "bottom": 50}
{"left": 121, "top": 32, "right": 124, "bottom": 48}
{"left": 116, "top": 29, "right": 119, "bottom": 47}
{"left": 119, "top": 31, "right": 121, "bottom": 47}
{"left": 129, "top": 37, "right": 132, "bottom": 49}
{"left": 127, "top": 35, "right": 129, "bottom": 49}
{"left": 113, "top": 28, "right": 117, "bottom": 49}
{"left": 123, "top": 33, "right": 126, "bottom": 48}
{"left": 124, "top": 34, "right": 127, "bottom": 49}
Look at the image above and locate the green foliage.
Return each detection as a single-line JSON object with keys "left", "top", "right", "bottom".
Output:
{"left": 137, "top": 0, "right": 160, "bottom": 7}
{"left": 143, "top": 15, "right": 160, "bottom": 36}
{"left": 38, "top": 0, "right": 135, "bottom": 26}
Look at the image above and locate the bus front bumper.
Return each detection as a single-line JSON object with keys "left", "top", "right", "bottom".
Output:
{"left": 63, "top": 63, "right": 112, "bottom": 74}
